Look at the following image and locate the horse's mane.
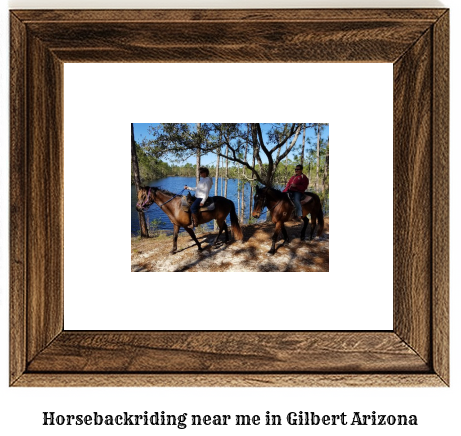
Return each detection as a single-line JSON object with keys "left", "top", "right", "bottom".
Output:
{"left": 264, "top": 187, "right": 320, "bottom": 202}
{"left": 149, "top": 186, "right": 177, "bottom": 197}
{"left": 266, "top": 187, "right": 285, "bottom": 199}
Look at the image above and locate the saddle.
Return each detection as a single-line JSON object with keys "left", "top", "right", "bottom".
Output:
{"left": 286, "top": 191, "right": 314, "bottom": 206}
{"left": 180, "top": 192, "right": 215, "bottom": 212}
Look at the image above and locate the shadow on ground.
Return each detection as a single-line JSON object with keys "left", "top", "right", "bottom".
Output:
{"left": 131, "top": 218, "right": 329, "bottom": 272}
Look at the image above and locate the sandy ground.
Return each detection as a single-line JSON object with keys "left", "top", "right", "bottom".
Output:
{"left": 131, "top": 218, "right": 329, "bottom": 272}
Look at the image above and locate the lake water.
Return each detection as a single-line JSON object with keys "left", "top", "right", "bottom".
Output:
{"left": 131, "top": 176, "right": 262, "bottom": 236}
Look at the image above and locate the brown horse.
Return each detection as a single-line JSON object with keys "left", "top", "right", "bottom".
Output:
{"left": 252, "top": 186, "right": 324, "bottom": 255}
{"left": 136, "top": 186, "right": 243, "bottom": 253}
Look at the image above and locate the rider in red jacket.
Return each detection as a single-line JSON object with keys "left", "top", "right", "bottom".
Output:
{"left": 283, "top": 165, "right": 309, "bottom": 220}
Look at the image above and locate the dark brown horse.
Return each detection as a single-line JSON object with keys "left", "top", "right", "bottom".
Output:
{"left": 252, "top": 186, "right": 324, "bottom": 255}
{"left": 136, "top": 186, "right": 243, "bottom": 253}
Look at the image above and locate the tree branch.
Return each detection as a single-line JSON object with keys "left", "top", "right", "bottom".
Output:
{"left": 216, "top": 146, "right": 265, "bottom": 185}
{"left": 275, "top": 124, "right": 303, "bottom": 165}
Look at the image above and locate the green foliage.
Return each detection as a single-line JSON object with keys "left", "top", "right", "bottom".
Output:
{"left": 170, "top": 162, "right": 196, "bottom": 177}
{"left": 195, "top": 224, "right": 210, "bottom": 234}
{"left": 139, "top": 123, "right": 309, "bottom": 187}
{"left": 131, "top": 142, "right": 172, "bottom": 184}
{"left": 147, "top": 217, "right": 165, "bottom": 237}
{"left": 131, "top": 124, "right": 329, "bottom": 211}
{"left": 145, "top": 123, "right": 202, "bottom": 161}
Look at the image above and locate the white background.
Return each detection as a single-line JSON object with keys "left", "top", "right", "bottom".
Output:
{"left": 1, "top": 0, "right": 459, "bottom": 435}
{"left": 64, "top": 63, "right": 392, "bottom": 331}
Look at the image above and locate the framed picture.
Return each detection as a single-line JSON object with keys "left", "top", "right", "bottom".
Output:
{"left": 10, "top": 9, "right": 449, "bottom": 386}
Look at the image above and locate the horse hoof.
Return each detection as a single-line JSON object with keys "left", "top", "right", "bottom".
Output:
{"left": 170, "top": 249, "right": 177, "bottom": 255}
{"left": 267, "top": 250, "right": 275, "bottom": 255}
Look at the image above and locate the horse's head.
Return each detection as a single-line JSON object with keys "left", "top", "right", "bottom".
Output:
{"left": 252, "top": 185, "right": 267, "bottom": 219}
{"left": 136, "top": 186, "right": 156, "bottom": 212}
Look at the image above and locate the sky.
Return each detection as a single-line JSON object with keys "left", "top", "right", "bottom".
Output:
{"left": 132, "top": 122, "right": 329, "bottom": 166}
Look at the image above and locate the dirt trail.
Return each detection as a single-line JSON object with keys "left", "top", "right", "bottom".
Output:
{"left": 131, "top": 218, "right": 329, "bottom": 272}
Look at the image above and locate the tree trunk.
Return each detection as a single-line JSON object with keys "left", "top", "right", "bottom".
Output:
{"left": 224, "top": 143, "right": 229, "bottom": 198}
{"left": 196, "top": 123, "right": 201, "bottom": 185}
{"left": 131, "top": 123, "right": 149, "bottom": 238}
{"left": 324, "top": 138, "right": 329, "bottom": 191}
{"left": 249, "top": 148, "right": 256, "bottom": 218}
{"left": 285, "top": 141, "right": 289, "bottom": 182}
{"left": 300, "top": 123, "right": 306, "bottom": 167}
{"left": 241, "top": 135, "right": 248, "bottom": 222}
{"left": 214, "top": 144, "right": 221, "bottom": 230}
{"left": 215, "top": 150, "right": 220, "bottom": 196}
{"left": 237, "top": 165, "right": 240, "bottom": 220}
{"left": 316, "top": 123, "right": 320, "bottom": 191}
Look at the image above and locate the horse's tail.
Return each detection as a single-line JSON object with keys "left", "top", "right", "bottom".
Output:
{"left": 229, "top": 201, "right": 243, "bottom": 240}
{"left": 316, "top": 197, "right": 325, "bottom": 237}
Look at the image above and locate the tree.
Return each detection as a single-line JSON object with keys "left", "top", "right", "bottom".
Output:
{"left": 144, "top": 123, "right": 315, "bottom": 187}
{"left": 214, "top": 139, "right": 221, "bottom": 230}
{"left": 131, "top": 123, "right": 149, "bottom": 238}
{"left": 300, "top": 123, "right": 306, "bottom": 167}
{"left": 240, "top": 131, "right": 249, "bottom": 222}
{"left": 248, "top": 124, "right": 257, "bottom": 217}
{"left": 323, "top": 136, "right": 329, "bottom": 191}
{"left": 314, "top": 123, "right": 328, "bottom": 191}
{"left": 316, "top": 123, "right": 321, "bottom": 190}
{"left": 224, "top": 141, "right": 229, "bottom": 197}
{"left": 208, "top": 123, "right": 305, "bottom": 187}
{"left": 196, "top": 123, "right": 202, "bottom": 185}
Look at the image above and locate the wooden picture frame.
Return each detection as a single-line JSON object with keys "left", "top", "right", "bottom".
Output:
{"left": 10, "top": 9, "right": 449, "bottom": 387}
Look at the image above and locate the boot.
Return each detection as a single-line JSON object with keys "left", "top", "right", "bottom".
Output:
{"left": 191, "top": 213, "right": 199, "bottom": 228}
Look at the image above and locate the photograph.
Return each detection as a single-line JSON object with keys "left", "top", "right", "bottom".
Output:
{"left": 131, "top": 123, "right": 329, "bottom": 272}
{"left": 3, "top": 2, "right": 457, "bottom": 435}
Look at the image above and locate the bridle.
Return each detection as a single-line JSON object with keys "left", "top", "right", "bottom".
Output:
{"left": 138, "top": 188, "right": 185, "bottom": 213}
{"left": 256, "top": 188, "right": 283, "bottom": 217}
{"left": 138, "top": 187, "right": 152, "bottom": 212}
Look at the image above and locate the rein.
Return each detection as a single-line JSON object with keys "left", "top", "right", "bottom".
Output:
{"left": 258, "top": 191, "right": 283, "bottom": 217}
{"left": 157, "top": 189, "right": 186, "bottom": 208}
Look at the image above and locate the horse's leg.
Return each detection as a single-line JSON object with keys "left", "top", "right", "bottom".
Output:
{"left": 309, "top": 214, "right": 317, "bottom": 240}
{"left": 268, "top": 221, "right": 282, "bottom": 255}
{"left": 218, "top": 208, "right": 230, "bottom": 244}
{"left": 223, "top": 222, "right": 229, "bottom": 242}
{"left": 171, "top": 224, "right": 179, "bottom": 254}
{"left": 281, "top": 222, "right": 290, "bottom": 245}
{"left": 212, "top": 219, "right": 225, "bottom": 246}
{"left": 184, "top": 227, "right": 203, "bottom": 251}
{"left": 300, "top": 216, "right": 309, "bottom": 241}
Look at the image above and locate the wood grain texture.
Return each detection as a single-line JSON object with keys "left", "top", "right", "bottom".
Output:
{"left": 26, "top": 34, "right": 64, "bottom": 362}
{"left": 9, "top": 13, "right": 27, "bottom": 384}
{"left": 13, "top": 374, "right": 447, "bottom": 388}
{"left": 27, "top": 332, "right": 429, "bottom": 373}
{"left": 9, "top": 9, "right": 449, "bottom": 387}
{"left": 12, "top": 9, "right": 447, "bottom": 23}
{"left": 432, "top": 11, "right": 449, "bottom": 384}
{"left": 25, "top": 20, "right": 433, "bottom": 63}
{"left": 393, "top": 28, "right": 433, "bottom": 363}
